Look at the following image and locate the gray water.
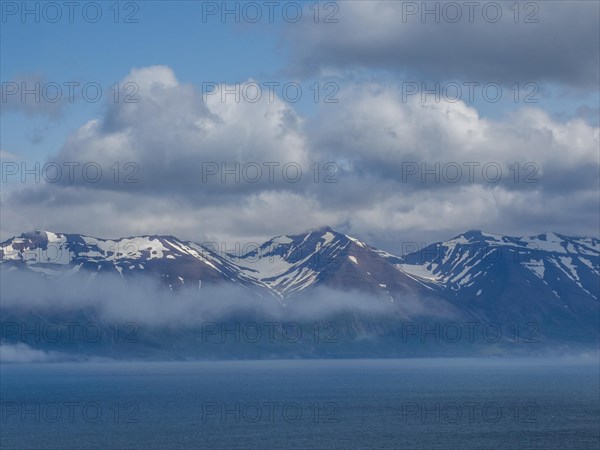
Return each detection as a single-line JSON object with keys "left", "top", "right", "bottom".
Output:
{"left": 1, "top": 358, "right": 598, "bottom": 449}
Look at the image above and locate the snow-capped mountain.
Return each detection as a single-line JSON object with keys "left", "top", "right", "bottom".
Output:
{"left": 2, "top": 228, "right": 599, "bottom": 319}
{"left": 2, "top": 228, "right": 599, "bottom": 301}
{"left": 231, "top": 226, "right": 426, "bottom": 301}
{"left": 0, "top": 227, "right": 434, "bottom": 302}
{"left": 399, "top": 230, "right": 599, "bottom": 298}
{"left": 2, "top": 227, "right": 599, "bottom": 353}
{"left": 0, "top": 230, "right": 259, "bottom": 292}
{"left": 398, "top": 230, "right": 600, "bottom": 340}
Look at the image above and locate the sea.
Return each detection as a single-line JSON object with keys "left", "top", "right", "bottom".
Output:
{"left": 1, "top": 358, "right": 598, "bottom": 449}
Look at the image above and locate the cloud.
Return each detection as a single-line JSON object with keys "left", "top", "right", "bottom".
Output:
{"left": 309, "top": 85, "right": 599, "bottom": 191}
{"left": 1, "top": 66, "right": 598, "bottom": 250}
{"left": 0, "top": 149, "right": 22, "bottom": 161}
{"left": 49, "top": 65, "right": 311, "bottom": 200}
{"left": 282, "top": 2, "right": 599, "bottom": 89}
{"left": 0, "top": 271, "right": 455, "bottom": 326}
{"left": 1, "top": 73, "right": 70, "bottom": 119}
{"left": 0, "top": 342, "right": 65, "bottom": 363}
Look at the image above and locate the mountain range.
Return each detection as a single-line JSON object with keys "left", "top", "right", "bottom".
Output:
{"left": 1, "top": 227, "right": 599, "bottom": 357}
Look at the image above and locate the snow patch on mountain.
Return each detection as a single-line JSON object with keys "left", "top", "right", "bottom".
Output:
{"left": 524, "top": 259, "right": 545, "bottom": 279}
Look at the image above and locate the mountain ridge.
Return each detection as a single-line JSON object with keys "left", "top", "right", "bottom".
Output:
{"left": 2, "top": 227, "right": 599, "bottom": 352}
{"left": 2, "top": 227, "right": 598, "bottom": 304}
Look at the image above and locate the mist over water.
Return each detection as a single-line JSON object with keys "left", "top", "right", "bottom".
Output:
{"left": 1, "top": 271, "right": 413, "bottom": 325}
{"left": 2, "top": 270, "right": 597, "bottom": 361}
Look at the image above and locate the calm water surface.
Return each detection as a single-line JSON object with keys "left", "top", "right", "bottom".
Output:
{"left": 1, "top": 358, "right": 598, "bottom": 449}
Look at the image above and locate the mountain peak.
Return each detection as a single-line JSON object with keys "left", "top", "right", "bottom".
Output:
{"left": 535, "top": 231, "right": 564, "bottom": 241}
{"left": 450, "top": 230, "right": 505, "bottom": 243}
{"left": 308, "top": 225, "right": 337, "bottom": 235}
{"left": 19, "top": 230, "right": 66, "bottom": 243}
{"left": 460, "top": 229, "right": 484, "bottom": 239}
